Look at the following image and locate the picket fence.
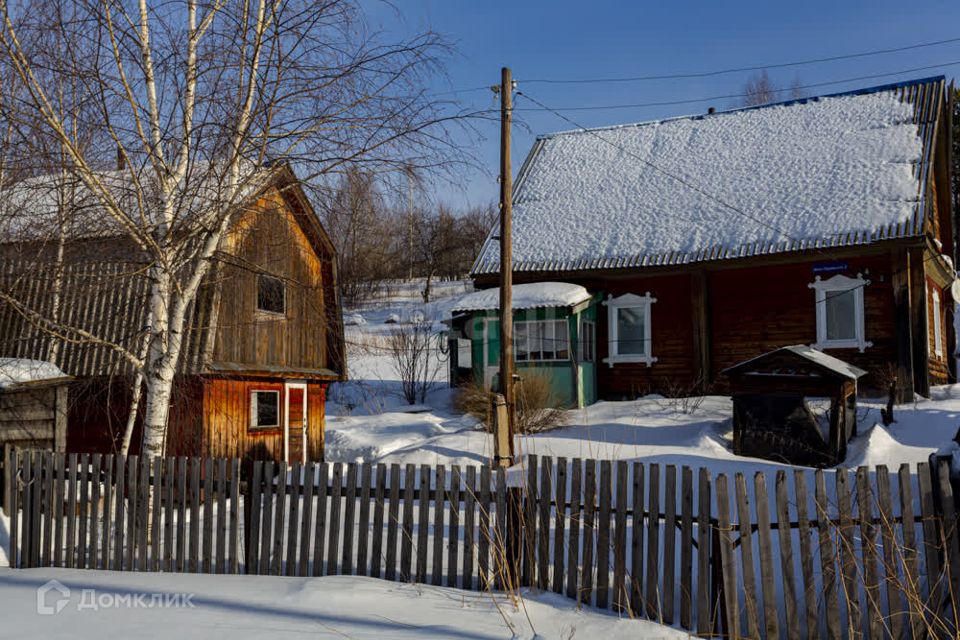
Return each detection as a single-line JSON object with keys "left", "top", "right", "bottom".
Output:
{"left": 4, "top": 447, "right": 960, "bottom": 639}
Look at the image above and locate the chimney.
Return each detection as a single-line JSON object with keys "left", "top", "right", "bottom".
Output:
{"left": 707, "top": 107, "right": 716, "bottom": 115}
{"left": 116, "top": 146, "right": 125, "bottom": 171}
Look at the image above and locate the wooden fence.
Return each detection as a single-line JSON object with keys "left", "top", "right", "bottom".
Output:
{"left": 5, "top": 448, "right": 960, "bottom": 639}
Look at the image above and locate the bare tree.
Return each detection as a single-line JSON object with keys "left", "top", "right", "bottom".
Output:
{"left": 387, "top": 319, "right": 442, "bottom": 405}
{"left": 742, "top": 70, "right": 778, "bottom": 107}
{"left": 0, "top": 0, "right": 465, "bottom": 457}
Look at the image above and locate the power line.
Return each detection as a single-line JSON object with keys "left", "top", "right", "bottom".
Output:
{"left": 520, "top": 36, "right": 960, "bottom": 84}
{"left": 511, "top": 60, "right": 960, "bottom": 112}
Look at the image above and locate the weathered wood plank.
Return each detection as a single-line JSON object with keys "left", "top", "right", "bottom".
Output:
{"left": 246, "top": 461, "right": 263, "bottom": 575}
{"left": 794, "top": 470, "right": 818, "bottom": 640}
{"left": 258, "top": 461, "right": 275, "bottom": 576}
{"left": 65, "top": 453, "right": 78, "bottom": 569}
{"left": 190, "top": 458, "right": 201, "bottom": 573}
{"left": 341, "top": 463, "right": 358, "bottom": 576}
{"left": 696, "top": 469, "right": 713, "bottom": 637}
{"left": 124, "top": 456, "right": 139, "bottom": 572}
{"left": 101, "top": 455, "right": 114, "bottom": 571}
{"left": 661, "top": 464, "right": 677, "bottom": 623}
{"left": 216, "top": 458, "right": 228, "bottom": 574}
{"left": 137, "top": 455, "right": 150, "bottom": 572}
{"left": 112, "top": 454, "right": 126, "bottom": 571}
{"left": 298, "top": 462, "right": 316, "bottom": 578}
{"left": 229, "top": 458, "right": 240, "bottom": 575}
{"left": 416, "top": 464, "right": 430, "bottom": 583}
{"left": 733, "top": 473, "right": 759, "bottom": 639}
{"left": 30, "top": 452, "right": 41, "bottom": 568}
{"left": 370, "top": 464, "right": 387, "bottom": 579}
{"left": 385, "top": 463, "right": 400, "bottom": 581}
{"left": 566, "top": 459, "right": 582, "bottom": 601}
{"left": 815, "top": 470, "right": 841, "bottom": 640}
{"left": 447, "top": 465, "right": 461, "bottom": 588}
{"left": 536, "top": 457, "right": 552, "bottom": 591}
{"left": 462, "top": 466, "right": 476, "bottom": 591}
{"left": 270, "top": 463, "right": 287, "bottom": 576}
{"left": 899, "top": 464, "right": 923, "bottom": 640}
{"left": 553, "top": 458, "right": 568, "bottom": 595}
{"left": 522, "top": 455, "right": 538, "bottom": 587}
{"left": 431, "top": 464, "right": 445, "bottom": 586}
{"left": 286, "top": 462, "right": 302, "bottom": 576}
{"left": 644, "top": 463, "right": 660, "bottom": 619}
{"left": 631, "top": 462, "right": 645, "bottom": 615}
{"left": 679, "top": 466, "right": 693, "bottom": 631}
{"left": 774, "top": 471, "right": 799, "bottom": 640}
{"left": 41, "top": 451, "right": 54, "bottom": 567}
{"left": 478, "top": 465, "right": 492, "bottom": 590}
{"left": 177, "top": 457, "right": 188, "bottom": 572}
{"left": 399, "top": 463, "right": 415, "bottom": 581}
{"left": 715, "top": 474, "right": 739, "bottom": 639}
{"left": 18, "top": 453, "right": 30, "bottom": 568}
{"left": 753, "top": 473, "right": 779, "bottom": 639}
{"left": 311, "top": 462, "right": 329, "bottom": 577}
{"left": 53, "top": 452, "right": 64, "bottom": 568}
{"left": 494, "top": 468, "right": 508, "bottom": 590}
{"left": 89, "top": 453, "right": 102, "bottom": 571}
{"left": 78, "top": 453, "right": 90, "bottom": 569}
{"left": 836, "top": 469, "right": 860, "bottom": 639}
{"left": 357, "top": 462, "right": 372, "bottom": 578}
{"left": 857, "top": 466, "right": 883, "bottom": 640}
{"left": 596, "top": 460, "right": 612, "bottom": 610}
{"left": 203, "top": 457, "right": 215, "bottom": 574}
{"left": 580, "top": 459, "right": 596, "bottom": 607}
{"left": 8, "top": 449, "right": 17, "bottom": 568}
{"left": 875, "top": 465, "right": 904, "bottom": 640}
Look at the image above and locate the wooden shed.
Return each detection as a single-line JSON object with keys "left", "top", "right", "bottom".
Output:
{"left": 0, "top": 358, "right": 71, "bottom": 451}
{"left": 722, "top": 345, "right": 865, "bottom": 466}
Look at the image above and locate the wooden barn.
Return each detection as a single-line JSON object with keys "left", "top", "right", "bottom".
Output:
{"left": 0, "top": 164, "right": 345, "bottom": 464}
{"left": 471, "top": 77, "right": 957, "bottom": 402}
{"left": 0, "top": 358, "right": 71, "bottom": 451}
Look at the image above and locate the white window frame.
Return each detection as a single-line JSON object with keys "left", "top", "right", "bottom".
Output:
{"left": 808, "top": 273, "right": 872, "bottom": 352}
{"left": 602, "top": 292, "right": 657, "bottom": 367}
{"left": 250, "top": 389, "right": 281, "bottom": 429}
{"left": 579, "top": 319, "right": 596, "bottom": 363}
{"left": 932, "top": 288, "right": 944, "bottom": 358}
{"left": 515, "top": 319, "right": 570, "bottom": 362}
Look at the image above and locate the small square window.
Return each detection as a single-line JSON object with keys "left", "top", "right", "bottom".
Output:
{"left": 257, "top": 274, "right": 285, "bottom": 314}
{"left": 250, "top": 390, "right": 280, "bottom": 429}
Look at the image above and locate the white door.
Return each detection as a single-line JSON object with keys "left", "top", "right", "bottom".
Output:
{"left": 284, "top": 381, "right": 308, "bottom": 464}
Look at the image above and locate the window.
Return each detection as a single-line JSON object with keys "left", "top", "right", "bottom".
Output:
{"left": 250, "top": 390, "right": 280, "bottom": 429}
{"left": 932, "top": 288, "right": 944, "bottom": 358}
{"left": 514, "top": 319, "right": 569, "bottom": 362}
{"left": 809, "top": 273, "right": 872, "bottom": 352}
{"left": 579, "top": 319, "right": 596, "bottom": 362}
{"left": 257, "top": 274, "right": 285, "bottom": 315}
{"left": 602, "top": 292, "right": 657, "bottom": 367}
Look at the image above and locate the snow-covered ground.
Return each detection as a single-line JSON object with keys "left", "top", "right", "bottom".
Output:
{"left": 329, "top": 279, "right": 960, "bottom": 475}
{"left": 0, "top": 568, "right": 686, "bottom": 639}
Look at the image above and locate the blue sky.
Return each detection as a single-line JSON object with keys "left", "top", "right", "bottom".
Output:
{"left": 366, "top": 1, "right": 960, "bottom": 209}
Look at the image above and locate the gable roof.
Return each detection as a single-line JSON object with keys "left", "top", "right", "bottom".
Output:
{"left": 473, "top": 77, "right": 946, "bottom": 276}
{"left": 722, "top": 344, "right": 867, "bottom": 380}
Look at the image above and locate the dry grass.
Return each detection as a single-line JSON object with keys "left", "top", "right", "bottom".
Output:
{"left": 454, "top": 371, "right": 567, "bottom": 434}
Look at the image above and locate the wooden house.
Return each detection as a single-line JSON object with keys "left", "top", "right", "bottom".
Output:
{"left": 472, "top": 77, "right": 957, "bottom": 402}
{"left": 447, "top": 282, "right": 599, "bottom": 407}
{"left": 0, "top": 164, "right": 345, "bottom": 463}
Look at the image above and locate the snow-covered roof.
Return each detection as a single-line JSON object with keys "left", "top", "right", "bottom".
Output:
{"left": 724, "top": 345, "right": 867, "bottom": 380}
{"left": 451, "top": 282, "right": 591, "bottom": 313}
{"left": 473, "top": 77, "right": 944, "bottom": 275}
{"left": 0, "top": 358, "right": 70, "bottom": 389}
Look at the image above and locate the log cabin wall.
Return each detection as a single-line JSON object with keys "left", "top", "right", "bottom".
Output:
{"left": 212, "top": 187, "right": 328, "bottom": 371}
{"left": 504, "top": 251, "right": 908, "bottom": 398}
{"left": 201, "top": 377, "right": 326, "bottom": 462}
{"left": 925, "top": 276, "right": 951, "bottom": 385}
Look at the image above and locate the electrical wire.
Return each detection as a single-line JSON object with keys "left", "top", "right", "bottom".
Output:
{"left": 520, "top": 36, "right": 960, "bottom": 84}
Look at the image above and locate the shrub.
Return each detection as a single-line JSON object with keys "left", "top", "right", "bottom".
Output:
{"left": 454, "top": 370, "right": 567, "bottom": 434}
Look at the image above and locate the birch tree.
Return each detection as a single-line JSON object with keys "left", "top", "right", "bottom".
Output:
{"left": 0, "top": 0, "right": 464, "bottom": 456}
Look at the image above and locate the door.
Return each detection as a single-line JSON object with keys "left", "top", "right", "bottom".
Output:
{"left": 284, "top": 382, "right": 308, "bottom": 464}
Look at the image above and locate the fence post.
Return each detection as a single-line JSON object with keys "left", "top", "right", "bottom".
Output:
{"left": 2, "top": 443, "right": 10, "bottom": 515}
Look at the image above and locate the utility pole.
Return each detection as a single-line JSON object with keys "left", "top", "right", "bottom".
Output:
{"left": 494, "top": 66, "right": 516, "bottom": 468}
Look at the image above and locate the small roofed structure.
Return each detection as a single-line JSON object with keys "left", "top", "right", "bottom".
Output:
{"left": 0, "top": 358, "right": 72, "bottom": 451}
{"left": 722, "top": 345, "right": 866, "bottom": 466}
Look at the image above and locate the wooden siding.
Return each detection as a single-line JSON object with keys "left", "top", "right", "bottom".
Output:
{"left": 212, "top": 188, "right": 331, "bottom": 372}
{"left": 201, "top": 378, "right": 325, "bottom": 463}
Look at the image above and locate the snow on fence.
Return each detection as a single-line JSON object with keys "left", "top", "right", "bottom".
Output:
{"left": 4, "top": 448, "right": 960, "bottom": 639}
